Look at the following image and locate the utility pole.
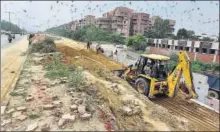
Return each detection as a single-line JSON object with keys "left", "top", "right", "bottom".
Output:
{"left": 5, "top": 11, "right": 14, "bottom": 33}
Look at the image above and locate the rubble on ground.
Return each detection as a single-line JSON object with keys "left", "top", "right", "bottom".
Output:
{"left": 2, "top": 37, "right": 218, "bottom": 131}
{"left": 26, "top": 123, "right": 38, "bottom": 131}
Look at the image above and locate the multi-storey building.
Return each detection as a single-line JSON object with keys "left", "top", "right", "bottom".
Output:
{"left": 68, "top": 7, "right": 175, "bottom": 37}
{"left": 95, "top": 17, "right": 111, "bottom": 31}
{"left": 149, "top": 16, "right": 161, "bottom": 27}
{"left": 131, "top": 13, "right": 150, "bottom": 36}
{"left": 106, "top": 7, "right": 134, "bottom": 37}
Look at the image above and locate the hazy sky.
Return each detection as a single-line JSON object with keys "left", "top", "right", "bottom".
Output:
{"left": 1, "top": 1, "right": 219, "bottom": 36}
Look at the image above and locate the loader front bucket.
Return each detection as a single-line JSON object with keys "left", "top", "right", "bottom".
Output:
{"left": 112, "top": 69, "right": 125, "bottom": 77}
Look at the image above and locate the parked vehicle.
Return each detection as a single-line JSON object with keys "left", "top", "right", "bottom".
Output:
{"left": 116, "top": 45, "right": 124, "bottom": 48}
{"left": 206, "top": 74, "right": 220, "bottom": 99}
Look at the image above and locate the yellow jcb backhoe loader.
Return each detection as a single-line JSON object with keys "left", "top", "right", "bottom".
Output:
{"left": 112, "top": 51, "right": 198, "bottom": 99}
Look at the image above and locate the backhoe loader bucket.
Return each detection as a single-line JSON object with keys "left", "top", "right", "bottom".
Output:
{"left": 112, "top": 69, "right": 125, "bottom": 77}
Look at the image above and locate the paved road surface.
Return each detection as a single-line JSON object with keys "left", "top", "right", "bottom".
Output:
{"left": 1, "top": 37, "right": 28, "bottom": 102}
{"left": 1, "top": 34, "right": 26, "bottom": 48}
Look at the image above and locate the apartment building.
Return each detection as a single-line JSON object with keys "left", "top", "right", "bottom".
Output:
{"left": 70, "top": 15, "right": 96, "bottom": 31}
{"left": 149, "top": 16, "right": 161, "bottom": 28}
{"left": 95, "top": 17, "right": 111, "bottom": 31}
{"left": 108, "top": 7, "right": 134, "bottom": 37}
{"left": 84, "top": 15, "right": 96, "bottom": 25}
{"left": 131, "top": 13, "right": 150, "bottom": 36}
{"left": 68, "top": 7, "right": 152, "bottom": 37}
{"left": 68, "top": 7, "right": 176, "bottom": 37}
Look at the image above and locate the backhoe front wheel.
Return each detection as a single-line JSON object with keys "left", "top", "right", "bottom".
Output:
{"left": 135, "top": 78, "right": 150, "bottom": 96}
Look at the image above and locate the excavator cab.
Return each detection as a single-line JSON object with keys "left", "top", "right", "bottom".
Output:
{"left": 134, "top": 54, "right": 169, "bottom": 80}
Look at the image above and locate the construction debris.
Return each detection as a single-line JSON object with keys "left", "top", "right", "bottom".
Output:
{"left": 26, "top": 123, "right": 38, "bottom": 131}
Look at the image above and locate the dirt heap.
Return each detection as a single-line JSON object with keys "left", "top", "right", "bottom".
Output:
{"left": 56, "top": 45, "right": 123, "bottom": 71}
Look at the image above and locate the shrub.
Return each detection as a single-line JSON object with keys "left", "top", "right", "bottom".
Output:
{"left": 29, "top": 37, "right": 56, "bottom": 53}
{"left": 44, "top": 54, "right": 70, "bottom": 79}
{"left": 68, "top": 67, "right": 85, "bottom": 90}
{"left": 126, "top": 35, "right": 147, "bottom": 51}
{"left": 29, "top": 113, "right": 41, "bottom": 119}
{"left": 44, "top": 54, "right": 85, "bottom": 91}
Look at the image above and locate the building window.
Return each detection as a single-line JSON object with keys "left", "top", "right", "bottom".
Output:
{"left": 210, "top": 49, "right": 215, "bottom": 54}
{"left": 202, "top": 48, "right": 207, "bottom": 54}
{"left": 175, "top": 46, "right": 178, "bottom": 50}
{"left": 168, "top": 45, "right": 171, "bottom": 49}
{"left": 185, "top": 47, "right": 190, "bottom": 51}
{"left": 179, "top": 46, "right": 184, "bottom": 50}
{"left": 196, "top": 48, "right": 199, "bottom": 53}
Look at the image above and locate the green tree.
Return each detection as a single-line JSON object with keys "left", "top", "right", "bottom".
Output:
{"left": 202, "top": 37, "right": 213, "bottom": 42}
{"left": 129, "top": 22, "right": 134, "bottom": 36}
{"left": 144, "top": 29, "right": 157, "bottom": 38}
{"left": 1, "top": 20, "right": 24, "bottom": 33}
{"left": 144, "top": 18, "right": 171, "bottom": 38}
{"left": 177, "top": 28, "right": 188, "bottom": 39}
{"left": 153, "top": 18, "right": 170, "bottom": 38}
{"left": 46, "top": 24, "right": 125, "bottom": 44}
{"left": 126, "top": 34, "right": 147, "bottom": 51}
{"left": 186, "top": 30, "right": 195, "bottom": 39}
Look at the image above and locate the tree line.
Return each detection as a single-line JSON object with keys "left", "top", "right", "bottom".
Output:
{"left": 1, "top": 20, "right": 24, "bottom": 33}
{"left": 46, "top": 24, "right": 126, "bottom": 45}
{"left": 144, "top": 18, "right": 218, "bottom": 42}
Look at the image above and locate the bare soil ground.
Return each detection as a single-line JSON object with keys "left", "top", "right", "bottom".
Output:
{"left": 1, "top": 37, "right": 218, "bottom": 131}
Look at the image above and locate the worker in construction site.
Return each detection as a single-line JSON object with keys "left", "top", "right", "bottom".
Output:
{"left": 96, "top": 44, "right": 104, "bottom": 54}
{"left": 28, "top": 34, "right": 35, "bottom": 46}
{"left": 86, "top": 41, "right": 92, "bottom": 50}
{"left": 8, "top": 33, "right": 12, "bottom": 43}
{"left": 114, "top": 49, "right": 118, "bottom": 55}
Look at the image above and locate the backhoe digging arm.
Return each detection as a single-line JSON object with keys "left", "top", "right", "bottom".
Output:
{"left": 167, "top": 51, "right": 198, "bottom": 99}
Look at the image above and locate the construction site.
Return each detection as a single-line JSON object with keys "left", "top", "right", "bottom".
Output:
{"left": 1, "top": 34, "right": 219, "bottom": 131}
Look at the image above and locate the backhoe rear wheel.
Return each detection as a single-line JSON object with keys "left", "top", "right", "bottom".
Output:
{"left": 135, "top": 78, "right": 150, "bottom": 96}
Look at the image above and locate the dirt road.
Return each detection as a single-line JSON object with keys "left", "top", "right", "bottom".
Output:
{"left": 1, "top": 37, "right": 28, "bottom": 102}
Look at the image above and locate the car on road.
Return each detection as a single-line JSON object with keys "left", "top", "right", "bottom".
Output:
{"left": 115, "top": 45, "right": 124, "bottom": 48}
